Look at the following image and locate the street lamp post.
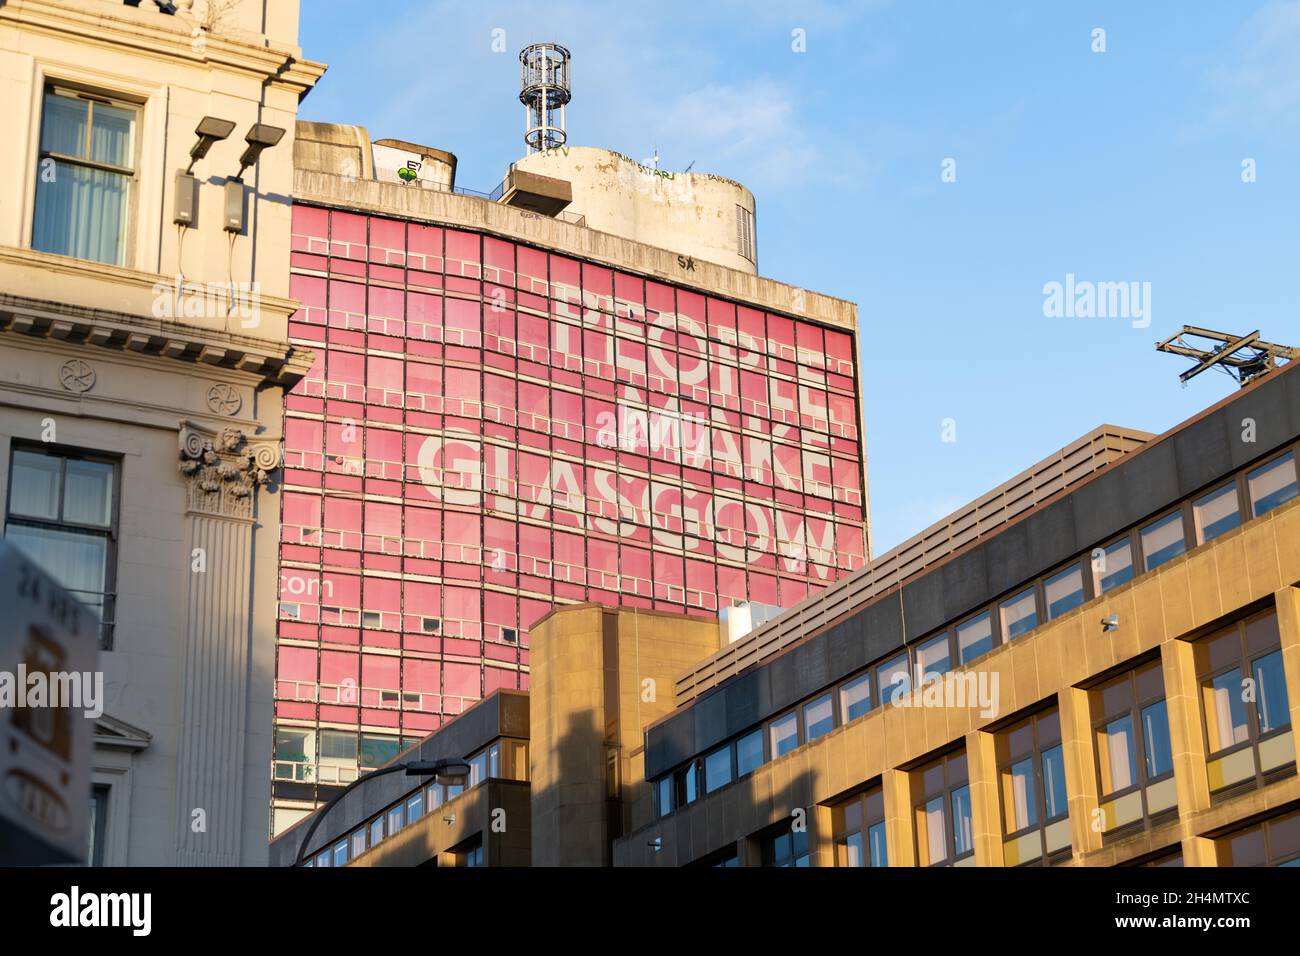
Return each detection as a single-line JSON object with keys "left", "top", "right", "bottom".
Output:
{"left": 295, "top": 757, "right": 471, "bottom": 866}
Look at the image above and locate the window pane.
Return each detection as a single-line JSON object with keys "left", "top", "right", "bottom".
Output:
{"left": 844, "top": 830, "right": 864, "bottom": 867}
{"left": 769, "top": 713, "right": 798, "bottom": 758}
{"left": 33, "top": 162, "right": 131, "bottom": 266}
{"left": 919, "top": 796, "right": 947, "bottom": 865}
{"left": 1193, "top": 484, "right": 1240, "bottom": 544}
{"left": 88, "top": 102, "right": 134, "bottom": 168}
{"left": 1249, "top": 453, "right": 1298, "bottom": 517}
{"left": 1042, "top": 745, "right": 1067, "bottom": 819}
{"left": 656, "top": 777, "right": 672, "bottom": 816}
{"left": 1003, "top": 757, "right": 1037, "bottom": 831}
{"left": 1099, "top": 715, "right": 1137, "bottom": 794}
{"left": 9, "top": 450, "right": 61, "bottom": 519}
{"left": 320, "top": 731, "right": 356, "bottom": 759}
{"left": 1045, "top": 564, "right": 1084, "bottom": 619}
{"left": 1094, "top": 539, "right": 1134, "bottom": 593}
{"left": 469, "top": 751, "right": 487, "bottom": 786}
{"left": 1253, "top": 651, "right": 1291, "bottom": 735}
{"left": 1141, "top": 513, "right": 1185, "bottom": 571}
{"left": 916, "top": 634, "right": 951, "bottom": 682}
{"left": 679, "top": 764, "right": 698, "bottom": 805}
{"left": 4, "top": 524, "right": 107, "bottom": 616}
{"left": 840, "top": 673, "right": 872, "bottom": 722}
{"left": 1203, "top": 671, "right": 1250, "bottom": 753}
{"left": 1141, "top": 700, "right": 1174, "bottom": 778}
{"left": 370, "top": 818, "right": 383, "bottom": 845}
{"left": 704, "top": 746, "right": 732, "bottom": 793}
{"left": 359, "top": 734, "right": 399, "bottom": 769}
{"left": 868, "top": 821, "right": 888, "bottom": 867}
{"left": 63, "top": 458, "right": 114, "bottom": 526}
{"left": 878, "top": 652, "right": 910, "bottom": 705}
{"left": 41, "top": 92, "right": 88, "bottom": 157}
{"left": 957, "top": 611, "right": 993, "bottom": 663}
{"left": 736, "top": 729, "right": 764, "bottom": 776}
{"left": 1000, "top": 588, "right": 1038, "bottom": 642}
{"left": 804, "top": 694, "right": 834, "bottom": 741}
{"left": 951, "top": 786, "right": 973, "bottom": 857}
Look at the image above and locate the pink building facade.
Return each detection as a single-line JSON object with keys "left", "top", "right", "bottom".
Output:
{"left": 270, "top": 202, "right": 867, "bottom": 830}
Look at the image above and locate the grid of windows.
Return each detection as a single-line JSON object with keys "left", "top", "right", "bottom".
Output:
{"left": 303, "top": 737, "right": 524, "bottom": 865}
{"left": 646, "top": 447, "right": 1299, "bottom": 829}
{"left": 278, "top": 206, "right": 867, "bottom": 811}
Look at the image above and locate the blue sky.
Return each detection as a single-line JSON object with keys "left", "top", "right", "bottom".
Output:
{"left": 298, "top": 0, "right": 1300, "bottom": 555}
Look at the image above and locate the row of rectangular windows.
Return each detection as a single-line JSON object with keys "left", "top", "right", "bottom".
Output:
{"left": 302, "top": 739, "right": 527, "bottom": 866}
{"left": 702, "top": 613, "right": 1294, "bottom": 867}
{"left": 654, "top": 449, "right": 1299, "bottom": 819}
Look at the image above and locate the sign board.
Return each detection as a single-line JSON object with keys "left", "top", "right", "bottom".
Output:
{"left": 0, "top": 540, "right": 100, "bottom": 865}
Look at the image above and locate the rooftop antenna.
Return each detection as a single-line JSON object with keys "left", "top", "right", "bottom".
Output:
{"left": 520, "top": 42, "right": 571, "bottom": 154}
{"left": 1156, "top": 325, "right": 1297, "bottom": 388}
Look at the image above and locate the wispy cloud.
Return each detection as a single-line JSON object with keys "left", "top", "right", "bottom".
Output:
{"left": 300, "top": 0, "right": 878, "bottom": 194}
{"left": 1205, "top": 0, "right": 1300, "bottom": 135}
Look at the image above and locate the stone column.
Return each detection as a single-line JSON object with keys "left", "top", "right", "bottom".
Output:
{"left": 881, "top": 767, "right": 916, "bottom": 867}
{"left": 965, "top": 729, "right": 1003, "bottom": 866}
{"left": 173, "top": 423, "right": 279, "bottom": 866}
{"left": 1058, "top": 684, "right": 1103, "bottom": 857}
{"left": 1274, "top": 586, "right": 1300, "bottom": 770}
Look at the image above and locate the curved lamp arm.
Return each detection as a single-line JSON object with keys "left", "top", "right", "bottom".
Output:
{"left": 295, "top": 757, "right": 471, "bottom": 866}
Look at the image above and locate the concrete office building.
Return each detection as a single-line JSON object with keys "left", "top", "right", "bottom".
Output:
{"left": 275, "top": 354, "right": 1300, "bottom": 867}
{"left": 0, "top": 0, "right": 322, "bottom": 864}
{"left": 271, "top": 122, "right": 869, "bottom": 834}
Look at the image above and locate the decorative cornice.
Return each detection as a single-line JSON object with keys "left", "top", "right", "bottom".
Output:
{"left": 0, "top": 0, "right": 327, "bottom": 92}
{"left": 178, "top": 420, "right": 281, "bottom": 518}
{"left": 0, "top": 289, "right": 313, "bottom": 390}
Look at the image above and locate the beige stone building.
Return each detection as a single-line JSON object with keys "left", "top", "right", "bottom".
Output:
{"left": 273, "top": 357, "right": 1300, "bottom": 868}
{"left": 0, "top": 0, "right": 322, "bottom": 865}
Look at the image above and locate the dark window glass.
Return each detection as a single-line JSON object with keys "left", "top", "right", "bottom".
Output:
{"left": 1248, "top": 453, "right": 1297, "bottom": 517}
{"left": 840, "top": 673, "right": 872, "bottom": 722}
{"left": 804, "top": 693, "right": 834, "bottom": 741}
{"left": 1093, "top": 539, "right": 1134, "bottom": 594}
{"left": 769, "top": 712, "right": 799, "bottom": 757}
{"left": 956, "top": 612, "right": 993, "bottom": 664}
{"left": 736, "top": 729, "right": 764, "bottom": 777}
{"left": 5, "top": 446, "right": 118, "bottom": 648}
{"left": 1141, "top": 513, "right": 1185, "bottom": 571}
{"left": 1045, "top": 564, "right": 1085, "bottom": 619}
{"left": 1193, "top": 484, "right": 1240, "bottom": 544}
{"left": 705, "top": 746, "right": 732, "bottom": 793}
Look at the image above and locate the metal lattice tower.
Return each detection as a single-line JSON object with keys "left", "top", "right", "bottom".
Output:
{"left": 520, "top": 42, "right": 571, "bottom": 154}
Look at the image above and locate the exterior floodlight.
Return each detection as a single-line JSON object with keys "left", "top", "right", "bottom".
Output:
{"left": 296, "top": 755, "right": 473, "bottom": 865}
{"left": 186, "top": 117, "right": 236, "bottom": 173}
{"left": 175, "top": 117, "right": 236, "bottom": 227}
{"left": 234, "top": 123, "right": 286, "bottom": 180}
